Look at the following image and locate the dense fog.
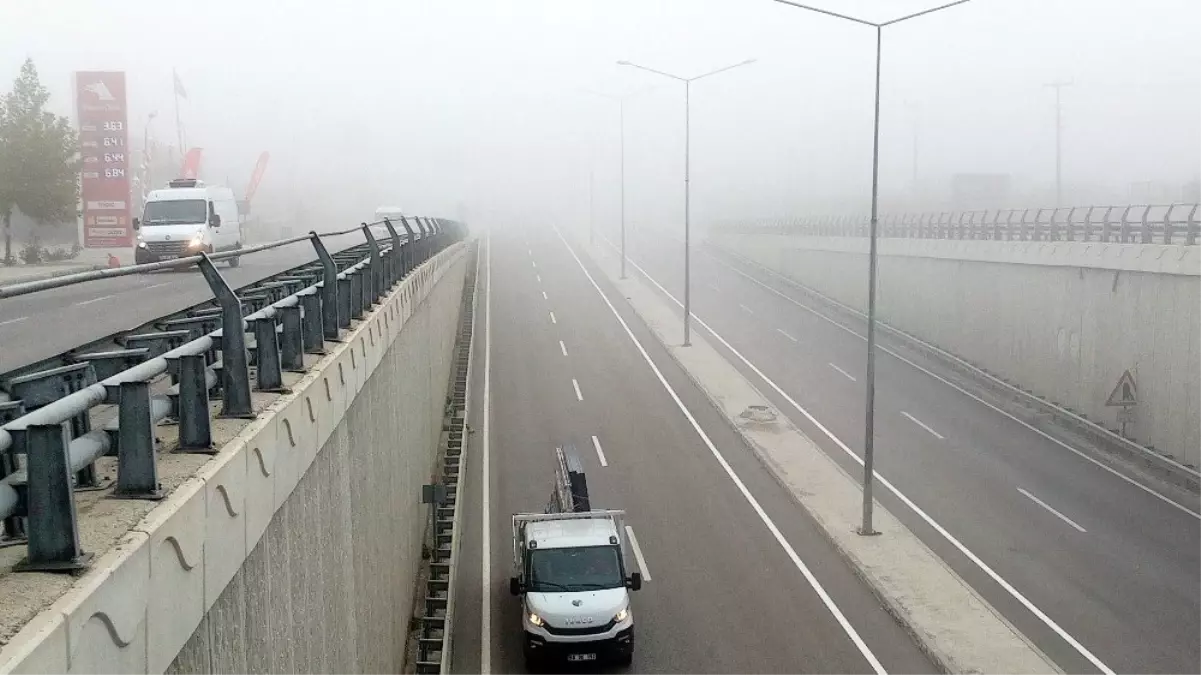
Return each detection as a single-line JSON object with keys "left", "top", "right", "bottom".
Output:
{"left": 1, "top": 0, "right": 1197, "bottom": 231}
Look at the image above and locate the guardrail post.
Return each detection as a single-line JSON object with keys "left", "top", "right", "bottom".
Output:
{"left": 349, "top": 271, "right": 364, "bottom": 319}
{"left": 362, "top": 222, "right": 383, "bottom": 300}
{"left": 383, "top": 218, "right": 402, "bottom": 285}
{"left": 18, "top": 423, "right": 92, "bottom": 571}
{"left": 310, "top": 233, "right": 341, "bottom": 340}
{"left": 417, "top": 218, "right": 431, "bottom": 262}
{"left": 280, "top": 305, "right": 305, "bottom": 372}
{"left": 198, "top": 253, "right": 254, "bottom": 418}
{"left": 300, "top": 292, "right": 325, "bottom": 354}
{"left": 114, "top": 381, "right": 164, "bottom": 499}
{"left": 254, "top": 316, "right": 285, "bottom": 392}
{"left": 399, "top": 217, "right": 417, "bottom": 274}
{"left": 337, "top": 276, "right": 353, "bottom": 329}
{"left": 176, "top": 354, "right": 213, "bottom": 451}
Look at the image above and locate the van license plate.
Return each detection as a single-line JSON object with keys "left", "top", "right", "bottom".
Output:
{"left": 158, "top": 254, "right": 178, "bottom": 260}
{"left": 567, "top": 654, "right": 596, "bottom": 662}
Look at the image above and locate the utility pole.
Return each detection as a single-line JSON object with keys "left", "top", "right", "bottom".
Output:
{"left": 1045, "top": 79, "right": 1073, "bottom": 207}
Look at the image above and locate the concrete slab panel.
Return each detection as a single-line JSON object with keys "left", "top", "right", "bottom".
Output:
{"left": 197, "top": 443, "right": 247, "bottom": 611}
{"left": 63, "top": 531, "right": 150, "bottom": 674}
{"left": 134, "top": 477, "right": 206, "bottom": 674}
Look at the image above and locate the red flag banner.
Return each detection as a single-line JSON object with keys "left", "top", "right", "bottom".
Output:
{"left": 179, "top": 147, "right": 204, "bottom": 179}
{"left": 244, "top": 151, "right": 270, "bottom": 204}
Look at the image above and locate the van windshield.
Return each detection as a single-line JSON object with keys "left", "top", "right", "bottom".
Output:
{"left": 142, "top": 199, "right": 206, "bottom": 226}
{"left": 528, "top": 545, "right": 624, "bottom": 593}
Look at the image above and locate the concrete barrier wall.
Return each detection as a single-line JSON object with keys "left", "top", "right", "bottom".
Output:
{"left": 709, "top": 233, "right": 1200, "bottom": 467}
{"left": 0, "top": 242, "right": 471, "bottom": 675}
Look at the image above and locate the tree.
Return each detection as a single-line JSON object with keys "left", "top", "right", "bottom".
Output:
{"left": 0, "top": 58, "right": 80, "bottom": 264}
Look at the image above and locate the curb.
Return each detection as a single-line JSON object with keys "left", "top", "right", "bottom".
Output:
{"left": 0, "top": 264, "right": 106, "bottom": 288}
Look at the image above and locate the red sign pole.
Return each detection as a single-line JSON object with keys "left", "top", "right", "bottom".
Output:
{"left": 75, "top": 71, "right": 132, "bottom": 248}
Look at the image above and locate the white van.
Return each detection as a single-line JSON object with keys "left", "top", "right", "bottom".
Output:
{"left": 133, "top": 179, "right": 243, "bottom": 267}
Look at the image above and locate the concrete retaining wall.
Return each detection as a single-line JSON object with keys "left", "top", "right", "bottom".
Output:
{"left": 709, "top": 233, "right": 1200, "bottom": 467}
{"left": 0, "top": 242, "right": 471, "bottom": 675}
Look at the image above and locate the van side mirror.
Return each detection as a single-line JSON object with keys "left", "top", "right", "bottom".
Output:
{"left": 509, "top": 577, "right": 523, "bottom": 596}
{"left": 626, "top": 572, "right": 642, "bottom": 591}
{"left": 131, "top": 217, "right": 140, "bottom": 230}
{"left": 209, "top": 213, "right": 221, "bottom": 228}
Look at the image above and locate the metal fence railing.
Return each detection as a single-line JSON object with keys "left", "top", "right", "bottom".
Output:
{"left": 0, "top": 215, "right": 466, "bottom": 571}
{"left": 726, "top": 203, "right": 1200, "bottom": 245}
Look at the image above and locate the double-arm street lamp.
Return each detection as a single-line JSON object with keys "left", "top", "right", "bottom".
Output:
{"left": 770, "top": 0, "right": 974, "bottom": 535}
{"left": 581, "top": 87, "right": 655, "bottom": 280}
{"left": 616, "top": 58, "right": 756, "bottom": 345}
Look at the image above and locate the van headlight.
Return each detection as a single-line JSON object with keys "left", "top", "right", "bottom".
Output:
{"left": 527, "top": 612, "right": 545, "bottom": 627}
{"left": 613, "top": 607, "right": 630, "bottom": 623}
{"left": 187, "top": 235, "right": 204, "bottom": 249}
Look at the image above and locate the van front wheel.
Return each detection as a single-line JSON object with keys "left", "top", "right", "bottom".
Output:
{"left": 227, "top": 243, "right": 242, "bottom": 268}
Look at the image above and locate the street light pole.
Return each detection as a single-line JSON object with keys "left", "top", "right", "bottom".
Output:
{"left": 771, "top": 0, "right": 974, "bottom": 536}
{"left": 619, "top": 98, "right": 627, "bottom": 279}
{"left": 582, "top": 87, "right": 652, "bottom": 280}
{"left": 683, "top": 79, "right": 691, "bottom": 344}
{"left": 1045, "top": 79, "right": 1072, "bottom": 207}
{"left": 617, "top": 57, "right": 757, "bottom": 347}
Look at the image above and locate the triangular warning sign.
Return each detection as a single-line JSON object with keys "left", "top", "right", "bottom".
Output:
{"left": 1105, "top": 370, "right": 1137, "bottom": 407}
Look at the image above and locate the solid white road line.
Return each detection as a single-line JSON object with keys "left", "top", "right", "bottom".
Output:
{"left": 560, "top": 340, "right": 568, "bottom": 356}
{"left": 572, "top": 378, "right": 583, "bottom": 401}
{"left": 624, "top": 526, "right": 652, "bottom": 581}
{"left": 1018, "top": 488, "right": 1087, "bottom": 533}
{"left": 829, "top": 363, "right": 857, "bottom": 382}
{"left": 0, "top": 316, "right": 29, "bottom": 327}
{"left": 738, "top": 303, "right": 754, "bottom": 315}
{"left": 776, "top": 328, "right": 798, "bottom": 342}
{"left": 75, "top": 294, "right": 115, "bottom": 306}
{"left": 704, "top": 246, "right": 1199, "bottom": 520}
{"left": 901, "top": 411, "right": 945, "bottom": 441}
{"left": 610, "top": 241, "right": 1115, "bottom": 675}
{"left": 549, "top": 311, "right": 557, "bottom": 325}
{"left": 556, "top": 227, "right": 886, "bottom": 675}
{"left": 144, "top": 282, "right": 171, "bottom": 291}
{"left": 481, "top": 235, "right": 493, "bottom": 674}
{"left": 591, "top": 435, "right": 609, "bottom": 467}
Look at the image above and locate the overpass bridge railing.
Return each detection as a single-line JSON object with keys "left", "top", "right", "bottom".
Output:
{"left": 730, "top": 203, "right": 1200, "bottom": 245}
{"left": 0, "top": 215, "right": 467, "bottom": 572}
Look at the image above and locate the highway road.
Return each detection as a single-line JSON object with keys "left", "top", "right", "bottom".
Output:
{"left": 450, "top": 226, "right": 936, "bottom": 673}
{"left": 0, "top": 232, "right": 369, "bottom": 374}
{"left": 607, "top": 225, "right": 1200, "bottom": 674}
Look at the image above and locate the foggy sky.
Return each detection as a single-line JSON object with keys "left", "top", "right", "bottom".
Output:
{"left": 1, "top": 0, "right": 1198, "bottom": 230}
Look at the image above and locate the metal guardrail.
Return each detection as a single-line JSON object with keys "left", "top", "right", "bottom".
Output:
{"left": 0, "top": 215, "right": 467, "bottom": 572}
{"left": 730, "top": 203, "right": 1200, "bottom": 245}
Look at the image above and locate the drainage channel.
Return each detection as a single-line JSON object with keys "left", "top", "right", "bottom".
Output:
{"left": 411, "top": 242, "right": 478, "bottom": 674}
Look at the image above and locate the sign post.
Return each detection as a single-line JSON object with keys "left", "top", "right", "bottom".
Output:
{"left": 1105, "top": 369, "right": 1138, "bottom": 438}
{"left": 74, "top": 71, "right": 131, "bottom": 249}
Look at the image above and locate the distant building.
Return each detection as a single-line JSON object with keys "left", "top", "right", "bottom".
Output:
{"left": 1128, "top": 180, "right": 1174, "bottom": 204}
{"left": 950, "top": 173, "right": 1013, "bottom": 211}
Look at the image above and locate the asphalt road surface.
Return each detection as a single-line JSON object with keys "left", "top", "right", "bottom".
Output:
{"left": 0, "top": 232, "right": 369, "bottom": 374}
{"left": 449, "top": 226, "right": 938, "bottom": 674}
{"left": 605, "top": 224, "right": 1200, "bottom": 675}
